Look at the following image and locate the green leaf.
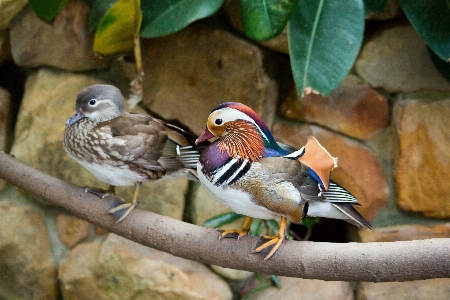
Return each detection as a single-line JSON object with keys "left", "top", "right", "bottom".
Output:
{"left": 429, "top": 47, "right": 450, "bottom": 82}
{"left": 299, "top": 216, "right": 320, "bottom": 229}
{"left": 288, "top": 0, "right": 365, "bottom": 96}
{"left": 399, "top": 0, "right": 450, "bottom": 61}
{"left": 28, "top": 0, "right": 69, "bottom": 22}
{"left": 270, "top": 274, "right": 282, "bottom": 287}
{"left": 239, "top": 0, "right": 300, "bottom": 41}
{"left": 250, "top": 218, "right": 265, "bottom": 236}
{"left": 265, "top": 219, "right": 280, "bottom": 235}
{"left": 89, "top": 0, "right": 117, "bottom": 32}
{"left": 140, "top": 0, "right": 223, "bottom": 38}
{"left": 363, "top": 0, "right": 388, "bottom": 15}
{"left": 203, "top": 212, "right": 244, "bottom": 228}
{"left": 93, "top": 0, "right": 142, "bottom": 55}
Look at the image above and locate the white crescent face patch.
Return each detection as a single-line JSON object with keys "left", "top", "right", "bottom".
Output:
{"left": 208, "top": 107, "right": 270, "bottom": 144}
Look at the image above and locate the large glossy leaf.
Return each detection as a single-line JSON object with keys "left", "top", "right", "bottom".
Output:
{"left": 239, "top": 0, "right": 300, "bottom": 41}
{"left": 140, "top": 0, "right": 223, "bottom": 38}
{"left": 89, "top": 0, "right": 117, "bottom": 32}
{"left": 203, "top": 212, "right": 244, "bottom": 228}
{"left": 363, "top": 0, "right": 388, "bottom": 15}
{"left": 28, "top": 0, "right": 69, "bottom": 21}
{"left": 93, "top": 0, "right": 142, "bottom": 55}
{"left": 399, "top": 0, "right": 450, "bottom": 61}
{"left": 288, "top": 0, "right": 364, "bottom": 96}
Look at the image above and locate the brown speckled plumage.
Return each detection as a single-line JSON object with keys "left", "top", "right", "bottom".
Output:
{"left": 63, "top": 84, "right": 199, "bottom": 222}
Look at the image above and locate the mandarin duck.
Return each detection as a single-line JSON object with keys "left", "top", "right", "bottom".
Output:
{"left": 63, "top": 84, "right": 200, "bottom": 222}
{"left": 196, "top": 102, "right": 372, "bottom": 260}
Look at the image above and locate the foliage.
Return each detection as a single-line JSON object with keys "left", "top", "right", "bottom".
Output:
{"left": 28, "top": 0, "right": 69, "bottom": 22}
{"left": 27, "top": 0, "right": 450, "bottom": 100}
{"left": 91, "top": 0, "right": 142, "bottom": 55}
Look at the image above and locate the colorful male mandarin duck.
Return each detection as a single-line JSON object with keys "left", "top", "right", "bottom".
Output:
{"left": 63, "top": 84, "right": 200, "bottom": 223}
{"left": 195, "top": 102, "right": 372, "bottom": 260}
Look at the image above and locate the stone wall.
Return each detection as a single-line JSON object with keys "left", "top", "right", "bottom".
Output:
{"left": 0, "top": 0, "right": 449, "bottom": 299}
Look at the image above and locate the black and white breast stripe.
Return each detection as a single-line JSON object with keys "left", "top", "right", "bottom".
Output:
{"left": 322, "top": 181, "right": 358, "bottom": 203}
{"left": 211, "top": 158, "right": 251, "bottom": 186}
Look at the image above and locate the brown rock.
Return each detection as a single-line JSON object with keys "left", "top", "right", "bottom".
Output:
{"left": 356, "top": 223, "right": 450, "bottom": 243}
{"left": 355, "top": 24, "right": 450, "bottom": 93}
{"left": 94, "top": 226, "right": 109, "bottom": 235}
{"left": 0, "top": 0, "right": 27, "bottom": 30}
{"left": 56, "top": 213, "right": 90, "bottom": 248}
{"left": 393, "top": 98, "right": 450, "bottom": 218}
{"left": 124, "top": 23, "right": 278, "bottom": 136}
{"left": 358, "top": 278, "right": 450, "bottom": 300}
{"left": 59, "top": 234, "right": 232, "bottom": 300}
{"left": 222, "top": 0, "right": 289, "bottom": 54}
{"left": 0, "top": 202, "right": 58, "bottom": 299}
{"left": 10, "top": 2, "right": 111, "bottom": 71}
{"left": 272, "top": 122, "right": 389, "bottom": 220}
{"left": 246, "top": 276, "right": 353, "bottom": 300}
{"left": 281, "top": 75, "right": 389, "bottom": 140}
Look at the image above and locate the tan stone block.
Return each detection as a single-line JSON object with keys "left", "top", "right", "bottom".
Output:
{"left": 59, "top": 234, "right": 232, "bottom": 300}
{"left": 246, "top": 276, "right": 353, "bottom": 300}
{"left": 0, "top": 0, "right": 27, "bottom": 30}
{"left": 281, "top": 75, "right": 389, "bottom": 140}
{"left": 356, "top": 223, "right": 450, "bottom": 242}
{"left": 56, "top": 213, "right": 90, "bottom": 248}
{"left": 272, "top": 122, "right": 389, "bottom": 220}
{"left": 355, "top": 24, "right": 450, "bottom": 93}
{"left": 394, "top": 98, "right": 450, "bottom": 218}
{"left": 126, "top": 23, "right": 278, "bottom": 136}
{"left": 10, "top": 2, "right": 111, "bottom": 71}
{"left": 0, "top": 202, "right": 58, "bottom": 299}
{"left": 358, "top": 278, "right": 450, "bottom": 300}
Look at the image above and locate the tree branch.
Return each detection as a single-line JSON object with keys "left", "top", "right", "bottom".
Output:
{"left": 0, "top": 151, "right": 449, "bottom": 282}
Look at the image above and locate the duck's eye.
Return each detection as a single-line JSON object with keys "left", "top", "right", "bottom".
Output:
{"left": 215, "top": 118, "right": 223, "bottom": 125}
{"left": 89, "top": 99, "right": 96, "bottom": 106}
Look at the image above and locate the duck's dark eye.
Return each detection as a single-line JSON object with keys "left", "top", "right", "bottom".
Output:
{"left": 89, "top": 99, "right": 96, "bottom": 106}
{"left": 215, "top": 118, "right": 223, "bottom": 125}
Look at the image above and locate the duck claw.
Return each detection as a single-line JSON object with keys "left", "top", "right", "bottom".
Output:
{"left": 84, "top": 185, "right": 116, "bottom": 199}
{"left": 217, "top": 229, "right": 249, "bottom": 240}
{"left": 107, "top": 199, "right": 135, "bottom": 223}
{"left": 252, "top": 236, "right": 284, "bottom": 260}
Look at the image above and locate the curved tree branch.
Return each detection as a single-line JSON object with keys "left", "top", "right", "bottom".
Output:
{"left": 0, "top": 151, "right": 449, "bottom": 282}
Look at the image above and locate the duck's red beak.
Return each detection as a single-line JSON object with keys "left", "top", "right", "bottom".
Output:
{"left": 195, "top": 127, "right": 215, "bottom": 144}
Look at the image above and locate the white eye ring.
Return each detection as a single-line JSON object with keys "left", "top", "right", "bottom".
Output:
{"left": 89, "top": 99, "right": 97, "bottom": 106}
